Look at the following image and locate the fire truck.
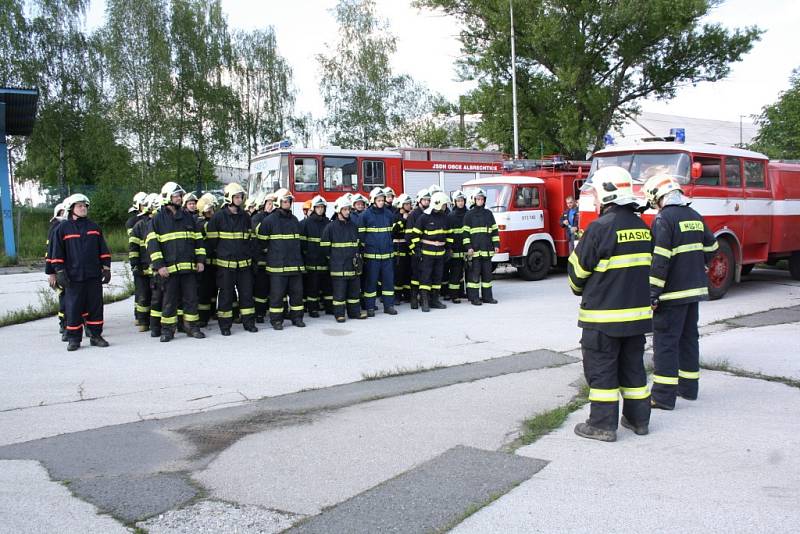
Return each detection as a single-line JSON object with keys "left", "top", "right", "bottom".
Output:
{"left": 461, "top": 158, "right": 590, "bottom": 280}
{"left": 578, "top": 140, "right": 800, "bottom": 298}
{"left": 246, "top": 141, "right": 503, "bottom": 216}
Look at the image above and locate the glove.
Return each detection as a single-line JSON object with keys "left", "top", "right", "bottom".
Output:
{"left": 101, "top": 268, "right": 112, "bottom": 284}
{"left": 353, "top": 253, "right": 364, "bottom": 276}
{"left": 56, "top": 270, "right": 70, "bottom": 289}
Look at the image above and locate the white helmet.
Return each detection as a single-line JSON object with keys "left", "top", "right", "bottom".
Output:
{"left": 310, "top": 195, "right": 327, "bottom": 208}
{"left": 395, "top": 193, "right": 413, "bottom": 209}
{"left": 467, "top": 188, "right": 486, "bottom": 207}
{"left": 643, "top": 173, "right": 683, "bottom": 208}
{"left": 351, "top": 193, "right": 367, "bottom": 207}
{"left": 428, "top": 184, "right": 443, "bottom": 195}
{"left": 369, "top": 186, "right": 386, "bottom": 204}
{"left": 333, "top": 195, "right": 352, "bottom": 214}
{"left": 431, "top": 191, "right": 449, "bottom": 211}
{"left": 224, "top": 182, "right": 247, "bottom": 205}
{"left": 383, "top": 186, "right": 396, "bottom": 198}
{"left": 275, "top": 188, "right": 294, "bottom": 205}
{"left": 591, "top": 166, "right": 637, "bottom": 206}
{"left": 63, "top": 193, "right": 90, "bottom": 213}
{"left": 52, "top": 202, "right": 66, "bottom": 220}
{"left": 451, "top": 190, "right": 467, "bottom": 202}
{"left": 160, "top": 181, "right": 186, "bottom": 205}
{"left": 130, "top": 191, "right": 147, "bottom": 212}
{"left": 197, "top": 193, "right": 217, "bottom": 215}
{"left": 145, "top": 193, "right": 161, "bottom": 212}
{"left": 416, "top": 188, "right": 431, "bottom": 203}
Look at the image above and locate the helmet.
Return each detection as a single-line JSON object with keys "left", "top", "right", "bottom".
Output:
{"left": 383, "top": 186, "right": 396, "bottom": 197}
{"left": 431, "top": 191, "right": 449, "bottom": 211}
{"left": 467, "top": 188, "right": 487, "bottom": 207}
{"left": 351, "top": 193, "right": 367, "bottom": 206}
{"left": 395, "top": 193, "right": 413, "bottom": 208}
{"left": 223, "top": 183, "right": 247, "bottom": 205}
{"left": 591, "top": 166, "right": 637, "bottom": 206}
{"left": 428, "top": 184, "right": 443, "bottom": 195}
{"left": 145, "top": 193, "right": 161, "bottom": 212}
{"left": 160, "top": 182, "right": 186, "bottom": 205}
{"left": 252, "top": 193, "right": 266, "bottom": 209}
{"left": 302, "top": 199, "right": 312, "bottom": 211}
{"left": 369, "top": 186, "right": 386, "bottom": 204}
{"left": 643, "top": 173, "right": 683, "bottom": 208}
{"left": 275, "top": 188, "right": 294, "bottom": 205}
{"left": 451, "top": 190, "right": 467, "bottom": 202}
{"left": 333, "top": 195, "right": 352, "bottom": 214}
{"left": 245, "top": 197, "right": 257, "bottom": 210}
{"left": 310, "top": 195, "right": 327, "bottom": 208}
{"left": 184, "top": 192, "right": 198, "bottom": 204}
{"left": 52, "top": 202, "right": 66, "bottom": 220}
{"left": 132, "top": 191, "right": 147, "bottom": 209}
{"left": 63, "top": 193, "right": 90, "bottom": 213}
{"left": 197, "top": 193, "right": 217, "bottom": 214}
{"left": 416, "top": 188, "right": 431, "bottom": 203}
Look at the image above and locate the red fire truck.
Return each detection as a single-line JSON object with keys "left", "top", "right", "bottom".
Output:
{"left": 461, "top": 159, "right": 590, "bottom": 280}
{"left": 578, "top": 140, "right": 800, "bottom": 298}
{"left": 245, "top": 141, "right": 503, "bottom": 216}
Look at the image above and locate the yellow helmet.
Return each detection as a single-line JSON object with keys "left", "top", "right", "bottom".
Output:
{"left": 431, "top": 191, "right": 449, "bottom": 211}
{"left": 643, "top": 173, "right": 683, "bottom": 208}
{"left": 160, "top": 182, "right": 185, "bottom": 205}
{"left": 197, "top": 193, "right": 217, "bottom": 215}
{"left": 224, "top": 183, "right": 247, "bottom": 205}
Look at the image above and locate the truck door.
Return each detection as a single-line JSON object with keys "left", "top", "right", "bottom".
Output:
{"left": 741, "top": 159, "right": 771, "bottom": 263}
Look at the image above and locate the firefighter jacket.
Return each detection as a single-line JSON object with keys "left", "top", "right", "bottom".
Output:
{"left": 412, "top": 210, "right": 450, "bottom": 258}
{"left": 567, "top": 204, "right": 653, "bottom": 337}
{"left": 44, "top": 219, "right": 62, "bottom": 275}
{"left": 392, "top": 211, "right": 410, "bottom": 258}
{"left": 321, "top": 217, "right": 361, "bottom": 278}
{"left": 256, "top": 208, "right": 305, "bottom": 275}
{"left": 129, "top": 216, "right": 153, "bottom": 275}
{"left": 359, "top": 205, "right": 395, "bottom": 260}
{"left": 350, "top": 209, "right": 366, "bottom": 226}
{"left": 300, "top": 212, "right": 330, "bottom": 270}
{"left": 49, "top": 216, "right": 111, "bottom": 282}
{"left": 205, "top": 206, "right": 253, "bottom": 269}
{"left": 446, "top": 206, "right": 468, "bottom": 259}
{"left": 650, "top": 204, "right": 718, "bottom": 306}
{"left": 146, "top": 206, "right": 206, "bottom": 274}
{"left": 126, "top": 212, "right": 145, "bottom": 236}
{"left": 462, "top": 206, "right": 499, "bottom": 256}
{"left": 251, "top": 210, "right": 272, "bottom": 266}
{"left": 405, "top": 206, "right": 425, "bottom": 246}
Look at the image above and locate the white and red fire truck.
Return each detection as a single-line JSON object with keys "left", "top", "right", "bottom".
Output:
{"left": 578, "top": 140, "right": 800, "bottom": 298}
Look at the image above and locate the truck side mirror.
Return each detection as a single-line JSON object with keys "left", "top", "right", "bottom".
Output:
{"left": 691, "top": 162, "right": 703, "bottom": 179}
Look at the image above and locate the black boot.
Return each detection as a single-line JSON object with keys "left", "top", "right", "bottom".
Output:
{"left": 367, "top": 309, "right": 375, "bottom": 317}
{"left": 90, "top": 336, "right": 110, "bottom": 347}
{"left": 309, "top": 309, "right": 320, "bottom": 318}
{"left": 430, "top": 294, "right": 447, "bottom": 309}
{"left": 187, "top": 325, "right": 206, "bottom": 339}
{"left": 150, "top": 326, "right": 161, "bottom": 338}
{"left": 271, "top": 321, "right": 284, "bottom": 331}
{"left": 255, "top": 315, "right": 265, "bottom": 324}
{"left": 220, "top": 327, "right": 231, "bottom": 336}
{"left": 160, "top": 328, "right": 174, "bottom": 343}
{"left": 574, "top": 421, "right": 616, "bottom": 442}
{"left": 620, "top": 415, "right": 649, "bottom": 436}
{"left": 470, "top": 298, "right": 482, "bottom": 306}
{"left": 384, "top": 306, "right": 397, "bottom": 315}
{"left": 292, "top": 318, "right": 306, "bottom": 328}
{"left": 61, "top": 331, "right": 69, "bottom": 342}
{"left": 243, "top": 319, "right": 259, "bottom": 333}
{"left": 410, "top": 289, "right": 419, "bottom": 310}
{"left": 67, "top": 339, "right": 80, "bottom": 352}
{"left": 420, "top": 291, "right": 431, "bottom": 312}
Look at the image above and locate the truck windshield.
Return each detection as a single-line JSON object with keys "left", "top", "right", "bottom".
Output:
{"left": 589, "top": 151, "right": 691, "bottom": 184}
{"left": 248, "top": 154, "right": 289, "bottom": 197}
{"left": 463, "top": 184, "right": 511, "bottom": 212}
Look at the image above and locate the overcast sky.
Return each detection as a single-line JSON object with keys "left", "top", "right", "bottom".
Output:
{"left": 86, "top": 0, "right": 798, "bottom": 126}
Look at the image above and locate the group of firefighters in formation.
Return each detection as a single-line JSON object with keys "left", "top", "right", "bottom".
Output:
{"left": 45, "top": 181, "right": 500, "bottom": 351}
{"left": 569, "top": 166, "right": 718, "bottom": 442}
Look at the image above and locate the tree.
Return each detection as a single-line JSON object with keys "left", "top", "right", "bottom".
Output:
{"left": 0, "top": 0, "right": 34, "bottom": 87}
{"left": 417, "top": 0, "right": 761, "bottom": 158}
{"left": 752, "top": 69, "right": 800, "bottom": 159}
{"left": 232, "top": 28, "right": 295, "bottom": 168}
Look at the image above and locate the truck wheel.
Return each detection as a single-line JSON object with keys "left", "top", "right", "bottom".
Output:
{"left": 518, "top": 242, "right": 552, "bottom": 281}
{"left": 707, "top": 239, "right": 734, "bottom": 300}
{"left": 740, "top": 264, "right": 754, "bottom": 276}
{"left": 789, "top": 252, "right": 800, "bottom": 280}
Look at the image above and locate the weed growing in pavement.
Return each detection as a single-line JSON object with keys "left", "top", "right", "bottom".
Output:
{"left": 360, "top": 363, "right": 447, "bottom": 381}
{"left": 508, "top": 384, "right": 590, "bottom": 450}
{"left": 702, "top": 360, "right": 800, "bottom": 389}
{"left": 437, "top": 485, "right": 522, "bottom": 533}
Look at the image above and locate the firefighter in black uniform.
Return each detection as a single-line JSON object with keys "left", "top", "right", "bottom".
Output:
{"left": 411, "top": 191, "right": 450, "bottom": 312}
{"left": 644, "top": 174, "right": 718, "bottom": 410}
{"left": 384, "top": 186, "right": 398, "bottom": 215}
{"left": 252, "top": 192, "right": 276, "bottom": 322}
{"left": 146, "top": 182, "right": 206, "bottom": 342}
{"left": 405, "top": 188, "right": 430, "bottom": 309}
{"left": 446, "top": 190, "right": 468, "bottom": 303}
{"left": 321, "top": 196, "right": 367, "bottom": 322}
{"left": 205, "top": 183, "right": 258, "bottom": 335}
{"left": 45, "top": 201, "right": 67, "bottom": 340}
{"left": 391, "top": 193, "right": 413, "bottom": 303}
{"left": 257, "top": 188, "right": 306, "bottom": 330}
{"left": 462, "top": 189, "right": 500, "bottom": 305}
{"left": 567, "top": 166, "right": 653, "bottom": 441}
{"left": 126, "top": 191, "right": 147, "bottom": 236}
{"left": 300, "top": 195, "right": 332, "bottom": 317}
{"left": 49, "top": 194, "right": 112, "bottom": 352}
{"left": 196, "top": 193, "right": 218, "bottom": 327}
{"left": 129, "top": 193, "right": 160, "bottom": 332}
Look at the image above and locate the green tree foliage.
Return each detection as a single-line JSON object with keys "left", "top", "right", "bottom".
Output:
{"left": 752, "top": 69, "right": 800, "bottom": 160}
{"left": 0, "top": 0, "right": 33, "bottom": 87}
{"left": 417, "top": 0, "right": 761, "bottom": 158}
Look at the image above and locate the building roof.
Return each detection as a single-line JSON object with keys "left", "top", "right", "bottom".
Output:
{"left": 0, "top": 87, "right": 39, "bottom": 136}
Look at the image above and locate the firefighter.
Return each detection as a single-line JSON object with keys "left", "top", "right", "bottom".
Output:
{"left": 129, "top": 193, "right": 160, "bottom": 332}
{"left": 257, "top": 188, "right": 306, "bottom": 330}
{"left": 49, "top": 194, "right": 112, "bottom": 351}
{"left": 644, "top": 174, "right": 719, "bottom": 410}
{"left": 45, "top": 201, "right": 67, "bottom": 340}
{"left": 391, "top": 193, "right": 413, "bottom": 303}
{"left": 126, "top": 192, "right": 148, "bottom": 236}
{"left": 146, "top": 182, "right": 206, "bottom": 342}
{"left": 206, "top": 183, "right": 258, "bottom": 335}
{"left": 196, "top": 193, "right": 218, "bottom": 327}
{"left": 567, "top": 166, "right": 653, "bottom": 441}
{"left": 321, "top": 196, "right": 367, "bottom": 322}
{"left": 405, "top": 188, "right": 431, "bottom": 309}
{"left": 412, "top": 191, "right": 450, "bottom": 312}
{"left": 300, "top": 195, "right": 332, "bottom": 317}
{"left": 244, "top": 197, "right": 257, "bottom": 216}
{"left": 446, "top": 190, "right": 468, "bottom": 303}
{"left": 384, "top": 186, "right": 398, "bottom": 214}
{"left": 252, "top": 192, "right": 277, "bottom": 322}
{"left": 350, "top": 193, "right": 368, "bottom": 225}
{"left": 462, "top": 189, "right": 500, "bottom": 305}
{"left": 183, "top": 192, "right": 199, "bottom": 215}
{"left": 359, "top": 187, "right": 397, "bottom": 316}
{"left": 302, "top": 199, "right": 313, "bottom": 218}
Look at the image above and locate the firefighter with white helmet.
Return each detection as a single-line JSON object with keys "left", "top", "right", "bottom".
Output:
{"left": 196, "top": 193, "right": 218, "bottom": 326}
{"left": 257, "top": 188, "right": 306, "bottom": 330}
{"left": 567, "top": 166, "right": 653, "bottom": 441}
{"left": 48, "top": 193, "right": 112, "bottom": 351}
{"left": 350, "top": 193, "right": 368, "bottom": 225}
{"left": 446, "top": 190, "right": 468, "bottom": 303}
{"left": 45, "top": 201, "right": 68, "bottom": 339}
{"left": 128, "top": 193, "right": 160, "bottom": 333}
{"left": 462, "top": 187, "right": 500, "bottom": 305}
{"left": 206, "top": 182, "right": 258, "bottom": 335}
{"left": 183, "top": 192, "right": 199, "bottom": 215}
{"left": 359, "top": 186, "right": 397, "bottom": 316}
{"left": 405, "top": 188, "right": 431, "bottom": 308}
{"left": 644, "top": 173, "right": 718, "bottom": 410}
{"left": 251, "top": 191, "right": 277, "bottom": 321}
{"left": 383, "top": 186, "right": 397, "bottom": 214}
{"left": 146, "top": 182, "right": 206, "bottom": 342}
{"left": 411, "top": 191, "right": 450, "bottom": 312}
{"left": 391, "top": 193, "right": 414, "bottom": 302}
{"left": 126, "top": 192, "right": 148, "bottom": 236}
{"left": 321, "top": 195, "right": 367, "bottom": 321}
{"left": 300, "top": 195, "right": 332, "bottom": 317}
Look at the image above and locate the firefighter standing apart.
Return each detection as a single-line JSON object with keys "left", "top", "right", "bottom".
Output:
{"left": 146, "top": 182, "right": 206, "bottom": 342}
{"left": 567, "top": 166, "right": 653, "bottom": 441}
{"left": 49, "top": 194, "right": 112, "bottom": 351}
{"left": 644, "top": 174, "right": 718, "bottom": 410}
{"left": 206, "top": 183, "right": 258, "bottom": 335}
{"left": 462, "top": 189, "right": 500, "bottom": 305}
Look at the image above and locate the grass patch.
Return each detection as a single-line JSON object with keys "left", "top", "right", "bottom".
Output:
{"left": 360, "top": 363, "right": 447, "bottom": 381}
{"left": 702, "top": 359, "right": 800, "bottom": 389}
{"left": 508, "top": 384, "right": 589, "bottom": 450}
{"left": 438, "top": 486, "right": 518, "bottom": 533}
